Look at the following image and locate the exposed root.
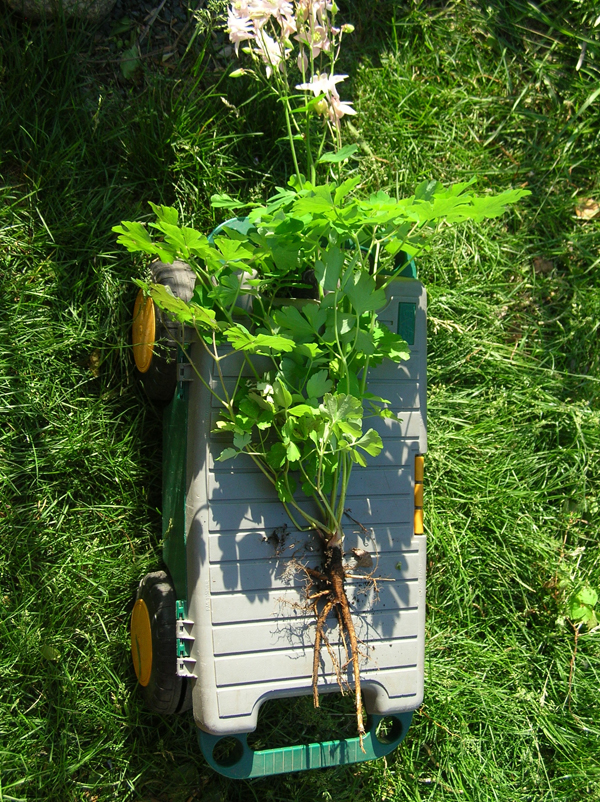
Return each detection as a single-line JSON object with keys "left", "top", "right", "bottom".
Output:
{"left": 312, "top": 599, "right": 334, "bottom": 707}
{"left": 310, "top": 539, "right": 367, "bottom": 751}
{"left": 282, "top": 530, "right": 383, "bottom": 751}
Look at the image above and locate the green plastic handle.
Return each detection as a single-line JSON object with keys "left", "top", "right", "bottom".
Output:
{"left": 197, "top": 712, "right": 413, "bottom": 779}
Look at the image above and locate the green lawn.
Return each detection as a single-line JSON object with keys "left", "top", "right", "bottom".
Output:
{"left": 1, "top": 1, "right": 599, "bottom": 800}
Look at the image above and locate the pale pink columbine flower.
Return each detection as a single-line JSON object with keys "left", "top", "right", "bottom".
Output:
{"left": 253, "top": 30, "right": 290, "bottom": 77}
{"left": 242, "top": 0, "right": 293, "bottom": 29}
{"left": 328, "top": 92, "right": 356, "bottom": 121}
{"left": 227, "top": 10, "right": 255, "bottom": 54}
{"left": 247, "top": 0, "right": 276, "bottom": 28}
{"left": 295, "top": 0, "right": 310, "bottom": 24}
{"left": 295, "top": 24, "right": 330, "bottom": 58}
{"left": 279, "top": 10, "right": 297, "bottom": 38}
{"left": 229, "top": 0, "right": 252, "bottom": 17}
{"left": 296, "top": 73, "right": 356, "bottom": 123}
{"left": 274, "top": 0, "right": 294, "bottom": 19}
{"left": 296, "top": 73, "right": 348, "bottom": 96}
{"left": 296, "top": 0, "right": 332, "bottom": 24}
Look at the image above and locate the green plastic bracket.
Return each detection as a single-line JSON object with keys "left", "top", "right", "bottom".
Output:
{"left": 197, "top": 712, "right": 412, "bottom": 778}
{"left": 208, "top": 217, "right": 256, "bottom": 245}
{"left": 162, "top": 349, "right": 190, "bottom": 601}
{"left": 176, "top": 600, "right": 188, "bottom": 619}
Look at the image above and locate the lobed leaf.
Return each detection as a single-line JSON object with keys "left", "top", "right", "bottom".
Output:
{"left": 318, "top": 144, "right": 359, "bottom": 163}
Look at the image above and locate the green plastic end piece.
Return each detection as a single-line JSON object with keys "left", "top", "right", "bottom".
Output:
{"left": 197, "top": 713, "right": 413, "bottom": 779}
{"left": 208, "top": 217, "right": 256, "bottom": 245}
{"left": 399, "top": 260, "right": 417, "bottom": 279}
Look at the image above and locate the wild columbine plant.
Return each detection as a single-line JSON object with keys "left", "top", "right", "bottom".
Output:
{"left": 227, "top": 0, "right": 357, "bottom": 179}
{"left": 115, "top": 0, "right": 529, "bottom": 744}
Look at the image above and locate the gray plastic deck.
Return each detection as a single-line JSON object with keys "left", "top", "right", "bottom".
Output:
{"left": 185, "top": 279, "right": 427, "bottom": 736}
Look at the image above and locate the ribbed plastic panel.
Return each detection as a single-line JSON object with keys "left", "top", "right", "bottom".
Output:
{"left": 186, "top": 279, "right": 427, "bottom": 735}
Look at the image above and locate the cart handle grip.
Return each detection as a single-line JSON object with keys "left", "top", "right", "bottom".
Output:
{"left": 197, "top": 712, "right": 413, "bottom": 779}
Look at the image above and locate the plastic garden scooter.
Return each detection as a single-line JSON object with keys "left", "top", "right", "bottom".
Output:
{"left": 129, "top": 220, "right": 427, "bottom": 778}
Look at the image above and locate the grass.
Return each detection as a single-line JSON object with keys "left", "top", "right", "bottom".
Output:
{"left": 1, "top": 0, "right": 599, "bottom": 799}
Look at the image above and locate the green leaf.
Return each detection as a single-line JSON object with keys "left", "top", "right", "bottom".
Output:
{"left": 314, "top": 245, "right": 344, "bottom": 292}
{"left": 337, "top": 420, "right": 363, "bottom": 438}
{"left": 210, "top": 273, "right": 244, "bottom": 309}
{"left": 350, "top": 449, "right": 367, "bottom": 467}
{"left": 273, "top": 380, "right": 293, "bottom": 409}
{"left": 288, "top": 404, "right": 318, "bottom": 417}
{"left": 275, "top": 476, "right": 296, "bottom": 503}
{"left": 251, "top": 333, "right": 296, "bottom": 353}
{"left": 239, "top": 397, "right": 262, "bottom": 420}
{"left": 188, "top": 303, "right": 220, "bottom": 331}
{"left": 322, "top": 312, "right": 355, "bottom": 344}
{"left": 291, "top": 92, "right": 328, "bottom": 114}
{"left": 345, "top": 272, "right": 387, "bottom": 316}
{"left": 147, "top": 284, "right": 191, "bottom": 322}
{"left": 120, "top": 45, "right": 141, "bottom": 80}
{"left": 273, "top": 306, "right": 315, "bottom": 339}
{"left": 152, "top": 222, "right": 207, "bottom": 256}
{"left": 373, "top": 326, "right": 411, "bottom": 362}
{"left": 148, "top": 284, "right": 218, "bottom": 330}
{"left": 148, "top": 202, "right": 178, "bottom": 226}
{"left": 113, "top": 221, "right": 158, "bottom": 255}
{"left": 295, "top": 342, "right": 323, "bottom": 359}
{"left": 214, "top": 236, "right": 254, "bottom": 262}
{"left": 364, "top": 392, "right": 392, "bottom": 404}
{"left": 355, "top": 329, "right": 376, "bottom": 355}
{"left": 414, "top": 179, "right": 440, "bottom": 201}
{"left": 286, "top": 441, "right": 301, "bottom": 462}
{"left": 320, "top": 393, "right": 363, "bottom": 424}
{"left": 334, "top": 177, "right": 362, "bottom": 205}
{"left": 467, "top": 189, "right": 531, "bottom": 222}
{"left": 211, "top": 193, "right": 244, "bottom": 210}
{"left": 355, "top": 429, "right": 383, "bottom": 456}
{"left": 375, "top": 408, "right": 399, "bottom": 420}
{"left": 576, "top": 587, "right": 598, "bottom": 607}
{"left": 306, "top": 370, "right": 333, "bottom": 399}
{"left": 318, "top": 144, "right": 359, "bottom": 163}
{"left": 301, "top": 303, "right": 328, "bottom": 333}
{"left": 214, "top": 419, "right": 236, "bottom": 432}
{"left": 272, "top": 243, "right": 301, "bottom": 272}
{"left": 233, "top": 432, "right": 251, "bottom": 450}
{"left": 292, "top": 186, "right": 335, "bottom": 215}
{"left": 41, "top": 645, "right": 61, "bottom": 662}
{"left": 216, "top": 448, "right": 238, "bottom": 462}
{"left": 266, "top": 442, "right": 287, "bottom": 470}
{"left": 256, "top": 408, "right": 274, "bottom": 428}
{"left": 568, "top": 586, "right": 599, "bottom": 625}
{"left": 225, "top": 324, "right": 295, "bottom": 354}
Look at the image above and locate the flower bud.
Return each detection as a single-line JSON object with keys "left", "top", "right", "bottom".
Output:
{"left": 341, "top": 23, "right": 355, "bottom": 34}
{"left": 229, "top": 69, "right": 247, "bottom": 78}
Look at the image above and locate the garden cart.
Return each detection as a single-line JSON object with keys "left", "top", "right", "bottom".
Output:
{"left": 129, "top": 228, "right": 427, "bottom": 779}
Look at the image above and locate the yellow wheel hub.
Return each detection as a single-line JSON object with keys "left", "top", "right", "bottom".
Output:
{"left": 131, "top": 599, "right": 153, "bottom": 686}
{"left": 132, "top": 289, "right": 156, "bottom": 374}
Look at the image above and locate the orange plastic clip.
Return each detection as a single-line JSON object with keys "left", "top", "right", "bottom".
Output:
{"left": 414, "top": 455, "right": 424, "bottom": 534}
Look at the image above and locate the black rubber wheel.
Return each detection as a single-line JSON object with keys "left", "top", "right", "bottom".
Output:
{"left": 134, "top": 260, "right": 196, "bottom": 402}
{"left": 130, "top": 570, "right": 191, "bottom": 715}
